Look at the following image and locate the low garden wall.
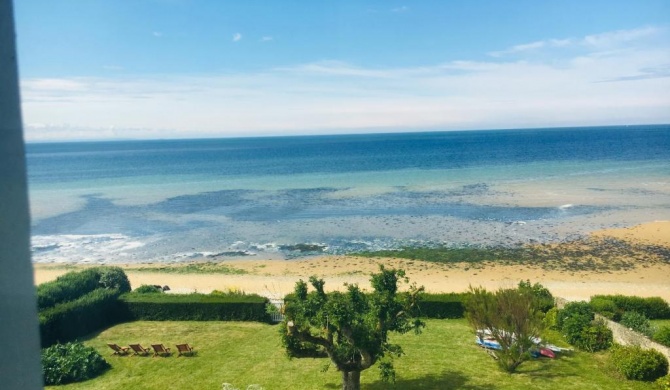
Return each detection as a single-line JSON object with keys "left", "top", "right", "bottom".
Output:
{"left": 596, "top": 314, "right": 670, "bottom": 361}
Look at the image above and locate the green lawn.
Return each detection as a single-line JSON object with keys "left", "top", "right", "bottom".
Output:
{"left": 652, "top": 319, "right": 670, "bottom": 328}
{"left": 49, "top": 319, "right": 656, "bottom": 390}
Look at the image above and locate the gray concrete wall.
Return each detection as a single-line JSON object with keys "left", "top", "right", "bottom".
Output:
{"left": 596, "top": 314, "right": 670, "bottom": 361}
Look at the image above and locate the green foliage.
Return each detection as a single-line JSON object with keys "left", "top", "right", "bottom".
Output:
{"left": 591, "top": 295, "right": 670, "bottom": 320}
{"left": 620, "top": 311, "right": 654, "bottom": 338}
{"left": 557, "top": 301, "right": 611, "bottom": 352}
{"left": 133, "top": 284, "right": 164, "bottom": 294}
{"left": 417, "top": 293, "right": 466, "bottom": 318}
{"left": 281, "top": 266, "right": 424, "bottom": 390}
{"left": 517, "top": 280, "right": 554, "bottom": 312}
{"left": 576, "top": 319, "right": 613, "bottom": 352}
{"left": 465, "top": 285, "right": 544, "bottom": 373}
{"left": 37, "top": 267, "right": 132, "bottom": 311}
{"left": 610, "top": 345, "right": 669, "bottom": 381}
{"left": 119, "top": 292, "right": 269, "bottom": 322}
{"left": 543, "top": 307, "right": 559, "bottom": 330}
{"left": 130, "top": 262, "right": 248, "bottom": 275}
{"left": 36, "top": 269, "right": 101, "bottom": 310}
{"left": 590, "top": 297, "right": 619, "bottom": 321}
{"left": 654, "top": 326, "right": 670, "bottom": 347}
{"left": 39, "top": 288, "right": 122, "bottom": 347}
{"left": 98, "top": 267, "right": 131, "bottom": 293}
{"left": 41, "top": 342, "right": 110, "bottom": 385}
{"left": 656, "top": 374, "right": 670, "bottom": 390}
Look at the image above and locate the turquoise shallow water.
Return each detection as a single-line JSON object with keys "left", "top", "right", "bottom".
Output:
{"left": 25, "top": 125, "right": 670, "bottom": 262}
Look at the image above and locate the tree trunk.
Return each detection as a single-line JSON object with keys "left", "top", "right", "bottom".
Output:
{"left": 342, "top": 370, "right": 361, "bottom": 390}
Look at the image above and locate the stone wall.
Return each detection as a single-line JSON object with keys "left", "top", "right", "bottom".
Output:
{"left": 596, "top": 314, "right": 670, "bottom": 361}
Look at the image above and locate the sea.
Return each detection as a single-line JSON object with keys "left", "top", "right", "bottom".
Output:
{"left": 26, "top": 125, "right": 670, "bottom": 263}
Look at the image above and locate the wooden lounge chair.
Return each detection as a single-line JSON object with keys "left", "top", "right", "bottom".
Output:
{"left": 151, "top": 344, "right": 171, "bottom": 357}
{"left": 107, "top": 343, "right": 129, "bottom": 356}
{"left": 129, "top": 344, "right": 151, "bottom": 356}
{"left": 175, "top": 343, "right": 196, "bottom": 356}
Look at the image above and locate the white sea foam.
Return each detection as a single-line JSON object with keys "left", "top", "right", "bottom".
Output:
{"left": 31, "top": 234, "right": 145, "bottom": 263}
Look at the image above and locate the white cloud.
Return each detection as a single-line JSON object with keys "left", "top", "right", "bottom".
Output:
{"left": 232, "top": 33, "right": 242, "bottom": 42}
{"left": 260, "top": 36, "right": 273, "bottom": 42}
{"left": 20, "top": 26, "right": 670, "bottom": 141}
{"left": 152, "top": 31, "right": 163, "bottom": 37}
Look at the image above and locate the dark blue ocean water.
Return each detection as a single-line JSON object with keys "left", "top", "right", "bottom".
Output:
{"left": 25, "top": 125, "right": 670, "bottom": 262}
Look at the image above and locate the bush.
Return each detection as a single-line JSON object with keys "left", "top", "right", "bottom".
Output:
{"left": 39, "top": 288, "right": 123, "bottom": 347}
{"left": 558, "top": 301, "right": 611, "bottom": 351}
{"left": 611, "top": 345, "right": 669, "bottom": 381}
{"left": 119, "top": 293, "right": 270, "bottom": 322}
{"left": 134, "top": 284, "right": 164, "bottom": 294}
{"left": 620, "top": 311, "right": 654, "bottom": 338}
{"left": 543, "top": 307, "right": 559, "bottom": 330}
{"left": 654, "top": 326, "right": 670, "bottom": 347}
{"left": 41, "top": 342, "right": 110, "bottom": 385}
{"left": 590, "top": 296, "right": 619, "bottom": 321}
{"left": 518, "top": 280, "right": 554, "bottom": 312}
{"left": 591, "top": 295, "right": 670, "bottom": 320}
{"left": 575, "top": 318, "right": 613, "bottom": 352}
{"left": 36, "top": 269, "right": 101, "bottom": 310}
{"left": 98, "top": 267, "right": 131, "bottom": 293}
{"left": 418, "top": 293, "right": 466, "bottom": 318}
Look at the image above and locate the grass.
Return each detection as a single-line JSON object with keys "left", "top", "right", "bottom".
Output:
{"left": 651, "top": 319, "right": 670, "bottom": 328}
{"left": 127, "top": 262, "right": 248, "bottom": 275}
{"left": 48, "top": 319, "right": 656, "bottom": 390}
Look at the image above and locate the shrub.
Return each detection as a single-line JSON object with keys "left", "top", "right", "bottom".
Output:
{"left": 543, "top": 307, "right": 559, "bottom": 330}
{"left": 557, "top": 301, "right": 593, "bottom": 334}
{"left": 656, "top": 373, "right": 670, "bottom": 390}
{"left": 620, "top": 311, "right": 654, "bottom": 338}
{"left": 41, "top": 342, "right": 110, "bottom": 385}
{"left": 134, "top": 284, "right": 164, "bottom": 294}
{"left": 36, "top": 269, "right": 101, "bottom": 310}
{"left": 119, "top": 293, "right": 270, "bottom": 322}
{"left": 418, "top": 293, "right": 466, "bottom": 318}
{"left": 98, "top": 267, "right": 131, "bottom": 293}
{"left": 590, "top": 296, "right": 619, "bottom": 321}
{"left": 610, "top": 345, "right": 669, "bottom": 381}
{"left": 654, "top": 326, "right": 670, "bottom": 347}
{"left": 518, "top": 280, "right": 554, "bottom": 312}
{"left": 576, "top": 318, "right": 613, "bottom": 352}
{"left": 39, "top": 288, "right": 123, "bottom": 347}
{"left": 592, "top": 295, "right": 670, "bottom": 320}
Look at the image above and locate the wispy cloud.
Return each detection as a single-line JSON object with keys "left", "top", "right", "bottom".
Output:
{"left": 489, "top": 26, "right": 663, "bottom": 57}
{"left": 232, "top": 33, "right": 242, "bottom": 42}
{"left": 20, "top": 26, "right": 670, "bottom": 141}
{"left": 260, "top": 36, "right": 273, "bottom": 42}
{"left": 152, "top": 31, "right": 163, "bottom": 38}
{"left": 391, "top": 6, "right": 408, "bottom": 13}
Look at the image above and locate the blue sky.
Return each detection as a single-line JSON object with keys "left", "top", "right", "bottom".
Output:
{"left": 14, "top": 0, "right": 670, "bottom": 141}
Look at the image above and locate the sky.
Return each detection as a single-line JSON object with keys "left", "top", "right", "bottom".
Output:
{"left": 14, "top": 0, "right": 670, "bottom": 141}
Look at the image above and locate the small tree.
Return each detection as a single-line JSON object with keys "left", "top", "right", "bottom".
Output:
{"left": 465, "top": 285, "right": 543, "bottom": 373}
{"left": 280, "top": 266, "right": 424, "bottom": 390}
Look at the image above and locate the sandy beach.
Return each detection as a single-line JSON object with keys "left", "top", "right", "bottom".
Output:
{"left": 33, "top": 221, "right": 670, "bottom": 302}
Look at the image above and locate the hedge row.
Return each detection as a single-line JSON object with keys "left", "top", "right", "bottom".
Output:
{"left": 37, "top": 269, "right": 102, "bottom": 310}
{"left": 590, "top": 295, "right": 670, "bottom": 320}
{"left": 39, "top": 288, "right": 122, "bottom": 347}
{"left": 36, "top": 267, "right": 131, "bottom": 311}
{"left": 418, "top": 293, "right": 467, "bottom": 318}
{"left": 118, "top": 293, "right": 270, "bottom": 322}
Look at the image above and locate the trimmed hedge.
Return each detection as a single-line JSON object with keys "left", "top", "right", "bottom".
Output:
{"left": 590, "top": 295, "right": 670, "bottom": 320}
{"left": 36, "top": 266, "right": 131, "bottom": 311}
{"left": 119, "top": 293, "right": 270, "bottom": 322}
{"left": 418, "top": 293, "right": 467, "bottom": 318}
{"left": 37, "top": 268, "right": 101, "bottom": 310}
{"left": 39, "top": 288, "right": 122, "bottom": 347}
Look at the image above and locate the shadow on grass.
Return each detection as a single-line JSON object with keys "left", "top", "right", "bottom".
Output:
{"left": 323, "top": 370, "right": 497, "bottom": 390}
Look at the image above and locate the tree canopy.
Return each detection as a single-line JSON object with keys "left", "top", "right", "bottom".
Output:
{"left": 280, "top": 266, "right": 424, "bottom": 390}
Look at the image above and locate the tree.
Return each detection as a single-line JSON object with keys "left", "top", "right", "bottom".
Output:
{"left": 465, "top": 285, "right": 543, "bottom": 373}
{"left": 280, "top": 266, "right": 424, "bottom": 390}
